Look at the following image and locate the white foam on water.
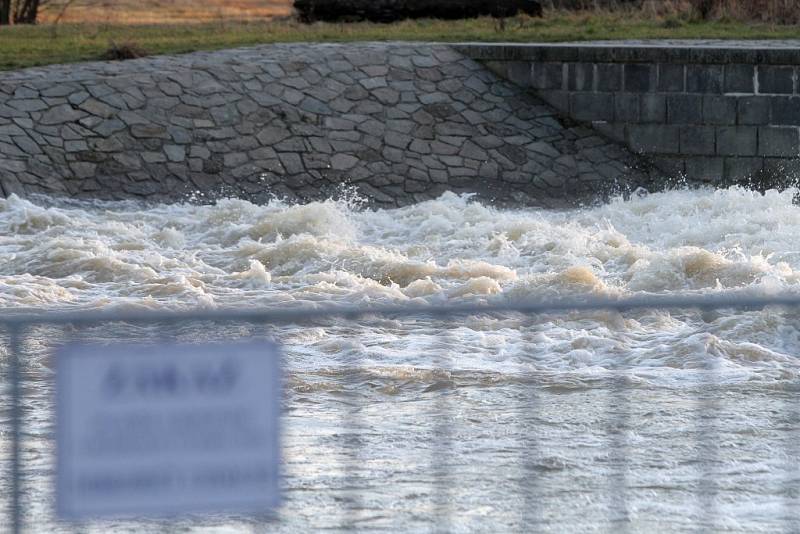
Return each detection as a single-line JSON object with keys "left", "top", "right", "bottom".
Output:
{"left": 3, "top": 188, "right": 800, "bottom": 383}
{"left": 4, "top": 187, "right": 800, "bottom": 532}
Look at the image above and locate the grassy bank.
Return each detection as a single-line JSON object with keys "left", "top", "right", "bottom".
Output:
{"left": 1, "top": 12, "right": 799, "bottom": 71}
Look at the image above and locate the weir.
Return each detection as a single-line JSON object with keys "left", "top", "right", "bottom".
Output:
{"left": 4, "top": 37, "right": 800, "bottom": 534}
{"left": 0, "top": 41, "right": 798, "bottom": 206}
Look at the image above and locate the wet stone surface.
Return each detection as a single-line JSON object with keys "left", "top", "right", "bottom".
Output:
{"left": 0, "top": 42, "right": 656, "bottom": 207}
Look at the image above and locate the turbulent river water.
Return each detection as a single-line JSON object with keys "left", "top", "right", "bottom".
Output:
{"left": 3, "top": 187, "right": 800, "bottom": 533}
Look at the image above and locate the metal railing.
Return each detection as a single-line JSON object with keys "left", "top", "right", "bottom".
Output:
{"left": 3, "top": 293, "right": 800, "bottom": 533}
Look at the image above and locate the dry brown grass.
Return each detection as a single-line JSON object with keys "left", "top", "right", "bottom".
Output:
{"left": 547, "top": 0, "right": 800, "bottom": 24}
{"left": 33, "top": 0, "right": 800, "bottom": 26}
{"left": 704, "top": 0, "right": 800, "bottom": 24}
{"left": 38, "top": 0, "right": 292, "bottom": 25}
{"left": 7, "top": 7, "right": 800, "bottom": 71}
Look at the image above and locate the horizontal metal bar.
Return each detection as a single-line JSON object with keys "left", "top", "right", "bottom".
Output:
{"left": 0, "top": 293, "right": 798, "bottom": 327}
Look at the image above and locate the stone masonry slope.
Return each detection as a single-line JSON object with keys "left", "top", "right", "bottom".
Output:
{"left": 0, "top": 43, "right": 653, "bottom": 207}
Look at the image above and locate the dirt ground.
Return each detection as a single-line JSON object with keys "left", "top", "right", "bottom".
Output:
{"left": 37, "top": 0, "right": 293, "bottom": 24}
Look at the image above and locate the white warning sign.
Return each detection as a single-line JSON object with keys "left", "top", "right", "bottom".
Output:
{"left": 56, "top": 341, "right": 281, "bottom": 519}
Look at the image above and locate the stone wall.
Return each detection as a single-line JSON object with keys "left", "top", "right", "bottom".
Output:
{"left": 0, "top": 43, "right": 653, "bottom": 207}
{"left": 457, "top": 40, "right": 800, "bottom": 185}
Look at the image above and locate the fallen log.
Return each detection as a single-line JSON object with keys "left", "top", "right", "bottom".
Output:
{"left": 294, "top": 0, "right": 543, "bottom": 23}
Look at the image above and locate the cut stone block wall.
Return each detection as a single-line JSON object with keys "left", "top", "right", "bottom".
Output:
{"left": 456, "top": 41, "right": 800, "bottom": 186}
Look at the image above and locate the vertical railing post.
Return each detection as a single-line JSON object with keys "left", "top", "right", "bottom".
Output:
{"left": 520, "top": 329, "right": 541, "bottom": 531}
{"left": 608, "top": 365, "right": 630, "bottom": 532}
{"left": 341, "top": 311, "right": 364, "bottom": 530}
{"left": 9, "top": 324, "right": 23, "bottom": 534}
{"left": 783, "top": 386, "right": 800, "bottom": 533}
{"left": 431, "top": 311, "right": 453, "bottom": 533}
{"left": 697, "top": 354, "right": 720, "bottom": 531}
{"left": 607, "top": 308, "right": 630, "bottom": 533}
{"left": 782, "top": 316, "right": 800, "bottom": 533}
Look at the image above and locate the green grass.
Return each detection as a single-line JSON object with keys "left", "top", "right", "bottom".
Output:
{"left": 2, "top": 13, "right": 800, "bottom": 71}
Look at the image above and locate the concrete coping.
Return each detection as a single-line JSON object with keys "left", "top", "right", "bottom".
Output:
{"left": 453, "top": 40, "right": 800, "bottom": 65}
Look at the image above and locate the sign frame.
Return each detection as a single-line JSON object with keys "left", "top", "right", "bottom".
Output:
{"left": 55, "top": 340, "right": 282, "bottom": 520}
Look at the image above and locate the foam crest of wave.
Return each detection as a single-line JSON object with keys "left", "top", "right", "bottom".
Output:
{"left": 3, "top": 188, "right": 800, "bottom": 383}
